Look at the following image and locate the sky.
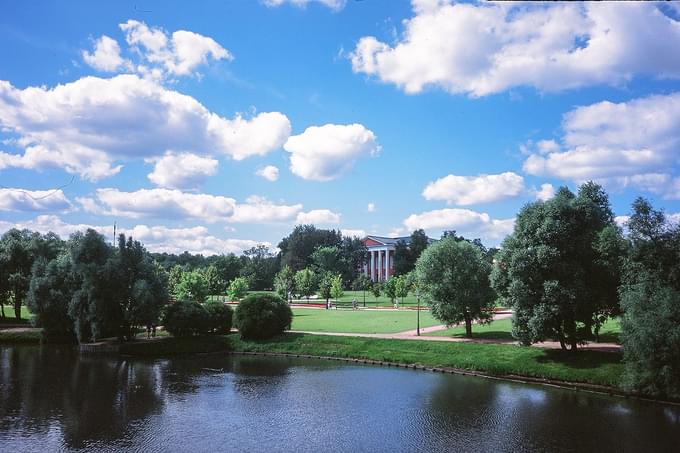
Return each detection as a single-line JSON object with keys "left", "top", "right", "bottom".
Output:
{"left": 1, "top": 0, "right": 679, "bottom": 255}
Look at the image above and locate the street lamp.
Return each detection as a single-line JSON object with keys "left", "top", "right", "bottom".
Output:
{"left": 416, "top": 288, "right": 421, "bottom": 336}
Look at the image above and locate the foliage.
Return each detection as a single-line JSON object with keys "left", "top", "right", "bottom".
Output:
{"left": 203, "top": 300, "right": 233, "bottom": 334}
{"left": 167, "top": 265, "right": 184, "bottom": 298}
{"left": 416, "top": 237, "right": 495, "bottom": 337}
{"left": 619, "top": 198, "right": 680, "bottom": 398}
{"left": 174, "top": 269, "right": 210, "bottom": 304}
{"left": 162, "top": 300, "right": 210, "bottom": 337}
{"left": 317, "top": 272, "right": 333, "bottom": 306}
{"left": 392, "top": 229, "right": 430, "bottom": 276}
{"left": 311, "top": 246, "right": 343, "bottom": 275}
{"left": 240, "top": 245, "right": 278, "bottom": 290}
{"left": 274, "top": 265, "right": 295, "bottom": 302}
{"left": 278, "top": 225, "right": 342, "bottom": 271}
{"left": 352, "top": 274, "right": 372, "bottom": 292}
{"left": 383, "top": 277, "right": 397, "bottom": 304}
{"left": 371, "top": 282, "right": 381, "bottom": 299}
{"left": 228, "top": 277, "right": 249, "bottom": 301}
{"left": 330, "top": 274, "right": 344, "bottom": 301}
{"left": 394, "top": 275, "right": 409, "bottom": 306}
{"left": 490, "top": 183, "right": 624, "bottom": 350}
{"left": 202, "top": 264, "right": 226, "bottom": 295}
{"left": 294, "top": 268, "right": 316, "bottom": 301}
{"left": 234, "top": 293, "right": 293, "bottom": 340}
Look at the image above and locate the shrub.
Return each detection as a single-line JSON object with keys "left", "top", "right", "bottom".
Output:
{"left": 162, "top": 300, "right": 210, "bottom": 337}
{"left": 234, "top": 293, "right": 293, "bottom": 340}
{"left": 228, "top": 277, "right": 249, "bottom": 301}
{"left": 204, "top": 300, "right": 233, "bottom": 334}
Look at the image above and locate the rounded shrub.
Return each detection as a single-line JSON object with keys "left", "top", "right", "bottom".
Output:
{"left": 204, "top": 300, "right": 233, "bottom": 334}
{"left": 162, "top": 300, "right": 210, "bottom": 337}
{"left": 234, "top": 293, "right": 293, "bottom": 340}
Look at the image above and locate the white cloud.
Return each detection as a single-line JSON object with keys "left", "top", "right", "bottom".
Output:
{"left": 0, "top": 75, "right": 291, "bottom": 180}
{"left": 77, "top": 188, "right": 236, "bottom": 222}
{"left": 119, "top": 20, "right": 232, "bottom": 78}
{"left": 533, "top": 183, "right": 555, "bottom": 201}
{"left": 0, "top": 188, "right": 72, "bottom": 212}
{"left": 296, "top": 209, "right": 341, "bottom": 225}
{"left": 284, "top": 123, "right": 379, "bottom": 181}
{"left": 404, "top": 207, "right": 514, "bottom": 243}
{"left": 422, "top": 172, "right": 524, "bottom": 205}
{"left": 367, "top": 202, "right": 376, "bottom": 213}
{"left": 262, "top": 0, "right": 346, "bottom": 11}
{"left": 229, "top": 195, "right": 302, "bottom": 223}
{"left": 82, "top": 35, "right": 127, "bottom": 72}
{"left": 255, "top": 165, "right": 279, "bottom": 182}
{"left": 0, "top": 215, "right": 266, "bottom": 256}
{"left": 351, "top": 2, "right": 680, "bottom": 97}
{"left": 341, "top": 228, "right": 366, "bottom": 238}
{"left": 146, "top": 151, "right": 218, "bottom": 189}
{"left": 523, "top": 92, "right": 680, "bottom": 198}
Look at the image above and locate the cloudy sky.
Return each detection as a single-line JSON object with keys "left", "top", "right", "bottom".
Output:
{"left": 1, "top": 0, "right": 679, "bottom": 255}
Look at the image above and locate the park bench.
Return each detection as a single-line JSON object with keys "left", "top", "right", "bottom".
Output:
{"left": 330, "top": 300, "right": 359, "bottom": 310}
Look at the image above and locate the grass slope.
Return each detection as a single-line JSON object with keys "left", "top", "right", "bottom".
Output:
{"left": 230, "top": 333, "right": 624, "bottom": 387}
{"left": 291, "top": 307, "right": 440, "bottom": 333}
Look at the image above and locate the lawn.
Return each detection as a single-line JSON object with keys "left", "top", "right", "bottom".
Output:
{"left": 0, "top": 304, "right": 33, "bottom": 324}
{"left": 229, "top": 333, "right": 624, "bottom": 387}
{"left": 428, "top": 316, "right": 622, "bottom": 344}
{"left": 291, "top": 307, "right": 441, "bottom": 333}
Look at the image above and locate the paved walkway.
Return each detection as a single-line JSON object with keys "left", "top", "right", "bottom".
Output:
{"left": 291, "top": 312, "right": 622, "bottom": 353}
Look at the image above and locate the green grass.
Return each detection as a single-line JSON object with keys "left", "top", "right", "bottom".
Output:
{"left": 428, "top": 317, "right": 622, "bottom": 344}
{"left": 291, "top": 307, "right": 440, "bottom": 333}
{"left": 229, "top": 333, "right": 624, "bottom": 387}
{"left": 0, "top": 305, "right": 33, "bottom": 323}
{"left": 0, "top": 328, "right": 42, "bottom": 344}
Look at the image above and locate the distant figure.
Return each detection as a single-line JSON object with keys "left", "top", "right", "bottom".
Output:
{"left": 352, "top": 298, "right": 358, "bottom": 310}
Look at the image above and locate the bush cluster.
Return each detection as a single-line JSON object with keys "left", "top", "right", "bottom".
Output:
{"left": 234, "top": 293, "right": 292, "bottom": 340}
{"left": 163, "top": 300, "right": 233, "bottom": 337}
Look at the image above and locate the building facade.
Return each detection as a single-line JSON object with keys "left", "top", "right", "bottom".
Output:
{"left": 362, "top": 235, "right": 410, "bottom": 282}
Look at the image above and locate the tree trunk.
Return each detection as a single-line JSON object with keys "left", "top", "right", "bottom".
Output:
{"left": 569, "top": 338, "right": 578, "bottom": 352}
{"left": 464, "top": 313, "right": 472, "bottom": 338}
{"left": 558, "top": 335, "right": 567, "bottom": 351}
{"left": 0, "top": 303, "right": 5, "bottom": 319}
{"left": 14, "top": 301, "right": 21, "bottom": 321}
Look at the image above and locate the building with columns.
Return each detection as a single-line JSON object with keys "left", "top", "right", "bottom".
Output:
{"left": 362, "top": 235, "right": 433, "bottom": 282}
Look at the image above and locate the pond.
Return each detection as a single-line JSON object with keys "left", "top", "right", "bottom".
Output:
{"left": 1, "top": 345, "right": 679, "bottom": 452}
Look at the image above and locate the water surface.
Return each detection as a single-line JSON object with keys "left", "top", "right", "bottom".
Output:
{"left": 1, "top": 345, "right": 678, "bottom": 452}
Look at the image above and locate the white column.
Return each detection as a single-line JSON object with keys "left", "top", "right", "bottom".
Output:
{"left": 378, "top": 249, "right": 383, "bottom": 282}
{"left": 370, "top": 252, "right": 375, "bottom": 281}
{"left": 385, "top": 250, "right": 390, "bottom": 280}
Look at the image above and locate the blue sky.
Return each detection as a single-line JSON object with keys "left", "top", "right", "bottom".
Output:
{"left": 1, "top": 0, "right": 679, "bottom": 254}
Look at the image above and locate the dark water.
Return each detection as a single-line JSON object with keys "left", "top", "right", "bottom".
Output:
{"left": 1, "top": 346, "right": 679, "bottom": 453}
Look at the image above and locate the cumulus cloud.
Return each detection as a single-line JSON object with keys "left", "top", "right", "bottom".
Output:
{"left": 118, "top": 20, "right": 232, "bottom": 79}
{"left": 0, "top": 75, "right": 291, "bottom": 180}
{"left": 146, "top": 151, "right": 218, "bottom": 189}
{"left": 404, "top": 207, "right": 514, "bottom": 243}
{"left": 341, "top": 228, "right": 367, "bottom": 238}
{"left": 262, "top": 0, "right": 345, "bottom": 11}
{"left": 423, "top": 172, "right": 524, "bottom": 205}
{"left": 532, "top": 183, "right": 556, "bottom": 201}
{"left": 82, "top": 35, "right": 127, "bottom": 72}
{"left": 0, "top": 215, "right": 267, "bottom": 255}
{"left": 367, "top": 202, "right": 376, "bottom": 213}
{"left": 229, "top": 195, "right": 302, "bottom": 223}
{"left": 350, "top": 1, "right": 680, "bottom": 97}
{"left": 523, "top": 92, "right": 680, "bottom": 199}
{"left": 296, "top": 209, "right": 341, "bottom": 225}
{"left": 77, "top": 188, "right": 236, "bottom": 222}
{"left": 284, "top": 123, "right": 379, "bottom": 181}
{"left": 0, "top": 188, "right": 72, "bottom": 212}
{"left": 255, "top": 165, "right": 279, "bottom": 182}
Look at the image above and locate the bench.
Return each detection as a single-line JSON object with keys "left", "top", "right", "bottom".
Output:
{"left": 330, "top": 300, "right": 359, "bottom": 310}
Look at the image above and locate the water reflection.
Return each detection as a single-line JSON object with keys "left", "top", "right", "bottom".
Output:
{"left": 1, "top": 345, "right": 679, "bottom": 453}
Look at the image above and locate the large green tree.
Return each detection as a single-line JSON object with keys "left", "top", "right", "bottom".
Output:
{"left": 278, "top": 225, "right": 342, "bottom": 271}
{"left": 274, "top": 265, "right": 295, "bottom": 302}
{"left": 416, "top": 237, "right": 495, "bottom": 337}
{"left": 294, "top": 268, "right": 316, "bottom": 301}
{"left": 619, "top": 198, "right": 680, "bottom": 398}
{"left": 392, "top": 229, "right": 430, "bottom": 276}
{"left": 491, "top": 183, "right": 624, "bottom": 350}
{"left": 240, "top": 245, "right": 278, "bottom": 290}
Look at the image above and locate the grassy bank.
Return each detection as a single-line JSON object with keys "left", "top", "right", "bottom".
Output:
{"left": 229, "top": 333, "right": 624, "bottom": 387}
{"left": 291, "top": 307, "right": 440, "bottom": 333}
{"left": 0, "top": 328, "right": 42, "bottom": 344}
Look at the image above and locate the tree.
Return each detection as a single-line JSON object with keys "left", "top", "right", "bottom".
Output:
{"left": 202, "top": 264, "right": 226, "bottom": 295}
{"left": 162, "top": 301, "right": 210, "bottom": 337}
{"left": 371, "top": 282, "right": 381, "bottom": 300}
{"left": 330, "top": 274, "right": 344, "bottom": 302}
{"left": 392, "top": 229, "right": 429, "bottom": 276}
{"left": 352, "top": 274, "right": 372, "bottom": 307}
{"left": 207, "top": 254, "right": 244, "bottom": 288}
{"left": 317, "top": 272, "right": 333, "bottom": 308}
{"left": 167, "top": 265, "right": 184, "bottom": 299}
{"left": 174, "top": 269, "right": 209, "bottom": 304}
{"left": 383, "top": 277, "right": 397, "bottom": 307}
{"left": 227, "top": 277, "right": 249, "bottom": 301}
{"left": 311, "top": 246, "right": 343, "bottom": 275}
{"left": 278, "top": 225, "right": 342, "bottom": 271}
{"left": 240, "top": 245, "right": 278, "bottom": 290}
{"left": 203, "top": 300, "right": 233, "bottom": 334}
{"left": 234, "top": 293, "right": 293, "bottom": 340}
{"left": 274, "top": 265, "right": 295, "bottom": 302}
{"left": 416, "top": 237, "right": 495, "bottom": 337}
{"left": 395, "top": 275, "right": 409, "bottom": 308}
{"left": 491, "top": 183, "right": 623, "bottom": 350}
{"left": 618, "top": 198, "right": 680, "bottom": 398}
{"left": 294, "top": 268, "right": 316, "bottom": 301}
